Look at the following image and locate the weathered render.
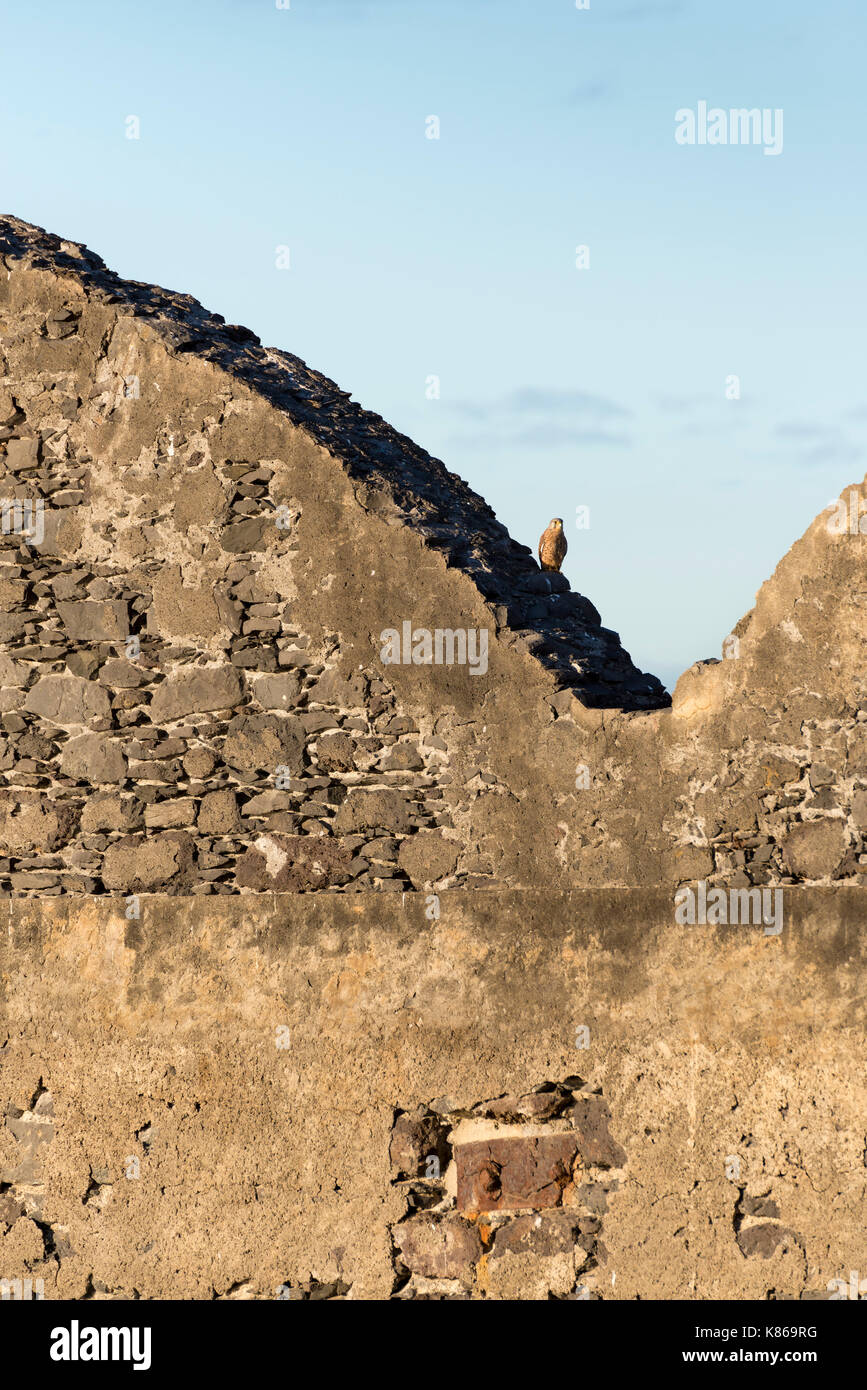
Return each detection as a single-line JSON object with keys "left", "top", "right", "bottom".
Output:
{"left": 2, "top": 892, "right": 865, "bottom": 1301}
{"left": 0, "top": 217, "right": 863, "bottom": 1300}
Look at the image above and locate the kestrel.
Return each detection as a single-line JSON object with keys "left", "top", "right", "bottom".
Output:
{"left": 538, "top": 517, "right": 567, "bottom": 573}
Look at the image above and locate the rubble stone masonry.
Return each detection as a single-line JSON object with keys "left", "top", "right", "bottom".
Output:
{"left": 0, "top": 217, "right": 863, "bottom": 1299}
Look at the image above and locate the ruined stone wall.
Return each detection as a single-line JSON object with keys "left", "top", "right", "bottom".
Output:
{"left": 0, "top": 215, "right": 663, "bottom": 900}
{"left": 1, "top": 892, "right": 864, "bottom": 1301}
{"left": 0, "top": 215, "right": 864, "bottom": 898}
{"left": 0, "top": 217, "right": 864, "bottom": 1303}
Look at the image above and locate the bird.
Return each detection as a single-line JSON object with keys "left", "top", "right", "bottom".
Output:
{"left": 538, "top": 517, "right": 567, "bottom": 573}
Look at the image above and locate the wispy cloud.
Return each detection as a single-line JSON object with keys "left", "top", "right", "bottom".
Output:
{"left": 296, "top": 0, "right": 497, "bottom": 11}
{"left": 796, "top": 440, "right": 863, "bottom": 467}
{"left": 774, "top": 421, "right": 863, "bottom": 468}
{"left": 449, "top": 386, "right": 630, "bottom": 421}
{"left": 444, "top": 385, "right": 632, "bottom": 449}
{"left": 450, "top": 426, "right": 630, "bottom": 450}
{"left": 567, "top": 80, "right": 612, "bottom": 106}
{"left": 655, "top": 392, "right": 705, "bottom": 414}
{"left": 605, "top": 0, "right": 687, "bottom": 20}
{"left": 654, "top": 391, "right": 755, "bottom": 436}
{"left": 657, "top": 391, "right": 757, "bottom": 417}
{"left": 775, "top": 421, "right": 833, "bottom": 440}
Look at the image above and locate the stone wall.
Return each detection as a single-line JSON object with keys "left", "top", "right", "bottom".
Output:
{"left": 1, "top": 215, "right": 864, "bottom": 898}
{"left": 0, "top": 215, "right": 865, "bottom": 1302}
{"left": 0, "top": 891, "right": 864, "bottom": 1300}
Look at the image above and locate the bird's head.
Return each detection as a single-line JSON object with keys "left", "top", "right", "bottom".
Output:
{"left": 550, "top": 517, "right": 563, "bottom": 529}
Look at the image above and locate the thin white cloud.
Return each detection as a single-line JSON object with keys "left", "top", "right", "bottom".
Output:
{"left": 448, "top": 387, "right": 631, "bottom": 422}
{"left": 449, "top": 426, "right": 631, "bottom": 450}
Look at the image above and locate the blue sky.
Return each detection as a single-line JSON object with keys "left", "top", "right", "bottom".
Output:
{"left": 2, "top": 0, "right": 864, "bottom": 692}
